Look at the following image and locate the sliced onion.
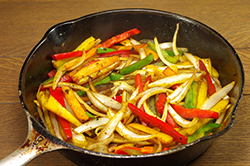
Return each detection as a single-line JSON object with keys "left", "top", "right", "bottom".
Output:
{"left": 87, "top": 133, "right": 114, "bottom": 150}
{"left": 86, "top": 90, "right": 108, "bottom": 112}
{"left": 136, "top": 87, "right": 172, "bottom": 108}
{"left": 172, "top": 23, "right": 182, "bottom": 58}
{"left": 91, "top": 91, "right": 122, "bottom": 110}
{"left": 168, "top": 105, "right": 199, "bottom": 128}
{"left": 113, "top": 81, "right": 136, "bottom": 94}
{"left": 97, "top": 108, "right": 125, "bottom": 141}
{"left": 52, "top": 65, "right": 67, "bottom": 90}
{"left": 184, "top": 52, "right": 199, "bottom": 69}
{"left": 143, "top": 101, "right": 160, "bottom": 119}
{"left": 49, "top": 111, "right": 63, "bottom": 140}
{"left": 159, "top": 42, "right": 172, "bottom": 49}
{"left": 168, "top": 72, "right": 196, "bottom": 104}
{"left": 74, "top": 117, "right": 109, "bottom": 134}
{"left": 74, "top": 94, "right": 106, "bottom": 117}
{"left": 154, "top": 37, "right": 193, "bottom": 69}
{"left": 148, "top": 72, "right": 195, "bottom": 88}
{"left": 161, "top": 101, "right": 169, "bottom": 122}
{"left": 72, "top": 132, "right": 87, "bottom": 148}
{"left": 201, "top": 81, "right": 235, "bottom": 110}
{"left": 66, "top": 51, "right": 86, "bottom": 71}
{"left": 108, "top": 109, "right": 155, "bottom": 141}
{"left": 112, "top": 133, "right": 152, "bottom": 145}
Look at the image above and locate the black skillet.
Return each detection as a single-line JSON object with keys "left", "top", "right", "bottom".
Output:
{"left": 0, "top": 8, "right": 244, "bottom": 166}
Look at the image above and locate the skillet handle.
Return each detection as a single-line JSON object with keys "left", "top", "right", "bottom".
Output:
{"left": 0, "top": 113, "right": 65, "bottom": 166}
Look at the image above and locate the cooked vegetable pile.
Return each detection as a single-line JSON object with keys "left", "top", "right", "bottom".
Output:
{"left": 34, "top": 24, "right": 235, "bottom": 155}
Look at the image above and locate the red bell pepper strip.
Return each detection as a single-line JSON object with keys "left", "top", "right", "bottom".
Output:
{"left": 49, "top": 87, "right": 72, "bottom": 139}
{"left": 115, "top": 146, "right": 154, "bottom": 155}
{"left": 199, "top": 60, "right": 216, "bottom": 96}
{"left": 171, "top": 104, "right": 219, "bottom": 119}
{"left": 170, "top": 84, "right": 181, "bottom": 90}
{"left": 128, "top": 103, "right": 187, "bottom": 144}
{"left": 135, "top": 73, "right": 144, "bottom": 93}
{"left": 155, "top": 93, "right": 167, "bottom": 115}
{"left": 48, "top": 69, "right": 57, "bottom": 78}
{"left": 97, "top": 28, "right": 141, "bottom": 48}
{"left": 155, "top": 94, "right": 179, "bottom": 128}
{"left": 52, "top": 51, "right": 83, "bottom": 60}
{"left": 99, "top": 50, "right": 138, "bottom": 58}
{"left": 112, "top": 96, "right": 123, "bottom": 103}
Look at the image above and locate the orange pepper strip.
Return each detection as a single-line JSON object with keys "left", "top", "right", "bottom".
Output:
{"left": 72, "top": 55, "right": 120, "bottom": 82}
{"left": 62, "top": 85, "right": 89, "bottom": 122}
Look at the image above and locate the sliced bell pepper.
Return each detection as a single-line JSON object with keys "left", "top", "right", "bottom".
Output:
{"left": 171, "top": 104, "right": 219, "bottom": 119}
{"left": 187, "top": 123, "right": 220, "bottom": 143}
{"left": 72, "top": 55, "right": 120, "bottom": 83}
{"left": 199, "top": 60, "right": 216, "bottom": 96}
{"left": 73, "top": 36, "right": 96, "bottom": 51}
{"left": 109, "top": 72, "right": 124, "bottom": 81}
{"left": 62, "top": 86, "right": 89, "bottom": 122}
{"left": 128, "top": 103, "right": 187, "bottom": 144}
{"left": 184, "top": 81, "right": 199, "bottom": 109}
{"left": 99, "top": 50, "right": 138, "bottom": 58}
{"left": 44, "top": 95, "right": 82, "bottom": 127}
{"left": 135, "top": 73, "right": 143, "bottom": 93}
{"left": 163, "top": 66, "right": 178, "bottom": 77}
{"left": 112, "top": 96, "right": 123, "bottom": 103}
{"left": 155, "top": 93, "right": 179, "bottom": 128}
{"left": 97, "top": 47, "right": 116, "bottom": 54}
{"left": 52, "top": 51, "right": 83, "bottom": 61}
{"left": 119, "top": 53, "right": 154, "bottom": 75}
{"left": 48, "top": 69, "right": 57, "bottom": 78}
{"left": 96, "top": 28, "right": 140, "bottom": 48}
{"left": 115, "top": 146, "right": 154, "bottom": 155}
{"left": 49, "top": 88, "right": 72, "bottom": 140}
{"left": 147, "top": 41, "right": 179, "bottom": 64}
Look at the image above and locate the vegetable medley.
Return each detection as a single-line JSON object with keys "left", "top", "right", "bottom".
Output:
{"left": 34, "top": 24, "right": 235, "bottom": 155}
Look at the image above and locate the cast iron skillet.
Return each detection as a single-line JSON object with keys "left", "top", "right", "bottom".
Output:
{"left": 0, "top": 8, "right": 244, "bottom": 166}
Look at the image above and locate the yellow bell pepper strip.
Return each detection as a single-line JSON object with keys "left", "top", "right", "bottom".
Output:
{"left": 52, "top": 57, "right": 75, "bottom": 69}
{"left": 38, "top": 91, "right": 55, "bottom": 135}
{"left": 43, "top": 94, "right": 82, "bottom": 127}
{"left": 171, "top": 104, "right": 219, "bottom": 119}
{"left": 112, "top": 43, "right": 147, "bottom": 51}
{"left": 199, "top": 60, "right": 216, "bottom": 96}
{"left": 73, "top": 36, "right": 96, "bottom": 52}
{"left": 119, "top": 53, "right": 154, "bottom": 75}
{"left": 129, "top": 123, "right": 173, "bottom": 144}
{"left": 52, "top": 51, "right": 83, "bottom": 60}
{"left": 196, "top": 81, "right": 208, "bottom": 109}
{"left": 49, "top": 87, "right": 72, "bottom": 140}
{"left": 187, "top": 123, "right": 220, "bottom": 143}
{"left": 184, "top": 81, "right": 199, "bottom": 109}
{"left": 147, "top": 41, "right": 179, "bottom": 64}
{"left": 96, "top": 28, "right": 141, "bottom": 48}
{"left": 99, "top": 50, "right": 138, "bottom": 58}
{"left": 97, "top": 47, "right": 116, "bottom": 54}
{"left": 128, "top": 103, "right": 187, "bottom": 144}
{"left": 144, "top": 47, "right": 158, "bottom": 60}
{"left": 62, "top": 85, "right": 89, "bottom": 122}
{"left": 72, "top": 55, "right": 120, "bottom": 83}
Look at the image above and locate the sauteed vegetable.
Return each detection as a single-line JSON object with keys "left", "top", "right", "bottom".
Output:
{"left": 34, "top": 24, "right": 235, "bottom": 155}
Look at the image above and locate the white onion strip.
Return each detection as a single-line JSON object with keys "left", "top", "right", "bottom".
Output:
{"left": 108, "top": 109, "right": 155, "bottom": 141}
{"left": 184, "top": 52, "right": 199, "bottom": 69}
{"left": 86, "top": 91, "right": 108, "bottom": 113}
{"left": 74, "top": 117, "right": 109, "bottom": 134}
{"left": 201, "top": 81, "right": 235, "bottom": 110}
{"left": 92, "top": 91, "right": 122, "bottom": 110}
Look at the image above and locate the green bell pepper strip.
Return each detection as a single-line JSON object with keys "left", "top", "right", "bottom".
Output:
{"left": 97, "top": 47, "right": 116, "bottom": 54}
{"left": 147, "top": 41, "right": 179, "bottom": 64}
{"left": 119, "top": 53, "right": 154, "bottom": 75}
{"left": 128, "top": 103, "right": 187, "bottom": 144}
{"left": 109, "top": 72, "right": 124, "bottom": 81}
{"left": 184, "top": 81, "right": 199, "bottom": 109}
{"left": 187, "top": 123, "right": 221, "bottom": 143}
